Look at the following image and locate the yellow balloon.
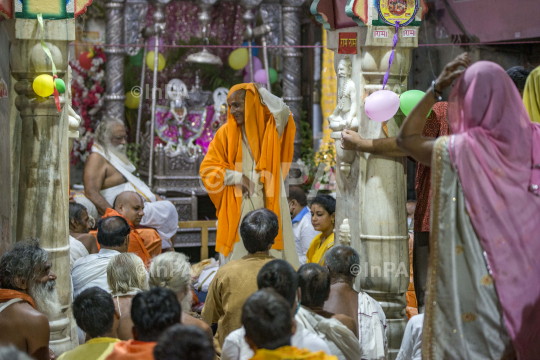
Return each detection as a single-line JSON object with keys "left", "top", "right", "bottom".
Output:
{"left": 33, "top": 74, "right": 54, "bottom": 97}
{"left": 146, "top": 51, "right": 166, "bottom": 71}
{"left": 125, "top": 91, "right": 140, "bottom": 109}
{"left": 228, "top": 48, "right": 249, "bottom": 70}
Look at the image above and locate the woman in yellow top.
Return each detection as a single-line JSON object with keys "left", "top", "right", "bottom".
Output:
{"left": 306, "top": 195, "right": 336, "bottom": 265}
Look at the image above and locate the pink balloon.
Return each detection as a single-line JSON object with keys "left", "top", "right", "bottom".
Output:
{"left": 253, "top": 57, "right": 262, "bottom": 71}
{"left": 254, "top": 69, "right": 267, "bottom": 84}
{"left": 242, "top": 57, "right": 262, "bottom": 75}
{"left": 364, "top": 90, "right": 400, "bottom": 122}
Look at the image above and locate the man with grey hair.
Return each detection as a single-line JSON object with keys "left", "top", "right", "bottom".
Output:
{"left": 202, "top": 208, "right": 278, "bottom": 351}
{"left": 324, "top": 245, "right": 387, "bottom": 360}
{"left": 0, "top": 239, "right": 61, "bottom": 360}
{"left": 80, "top": 118, "right": 178, "bottom": 249}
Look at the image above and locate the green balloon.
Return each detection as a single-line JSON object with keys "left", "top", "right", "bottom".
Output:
{"left": 54, "top": 78, "right": 66, "bottom": 94}
{"left": 269, "top": 68, "right": 278, "bottom": 84}
{"left": 129, "top": 49, "right": 144, "bottom": 67}
{"left": 399, "top": 90, "right": 432, "bottom": 117}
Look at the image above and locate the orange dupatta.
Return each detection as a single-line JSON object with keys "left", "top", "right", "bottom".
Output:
{"left": 200, "top": 84, "right": 296, "bottom": 257}
{"left": 0, "top": 289, "right": 36, "bottom": 309}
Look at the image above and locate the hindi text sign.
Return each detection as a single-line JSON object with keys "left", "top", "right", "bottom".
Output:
{"left": 338, "top": 32, "right": 358, "bottom": 54}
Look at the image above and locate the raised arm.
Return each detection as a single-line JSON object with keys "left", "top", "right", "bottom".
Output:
{"left": 396, "top": 53, "right": 471, "bottom": 166}
{"left": 341, "top": 130, "right": 406, "bottom": 157}
{"left": 83, "top": 153, "right": 112, "bottom": 215}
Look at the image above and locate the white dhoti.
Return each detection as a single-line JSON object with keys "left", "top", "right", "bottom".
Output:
{"left": 78, "top": 145, "right": 179, "bottom": 246}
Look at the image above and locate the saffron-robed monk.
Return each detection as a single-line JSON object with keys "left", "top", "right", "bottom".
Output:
{"left": 200, "top": 83, "right": 299, "bottom": 267}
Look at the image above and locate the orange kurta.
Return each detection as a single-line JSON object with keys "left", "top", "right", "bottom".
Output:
{"left": 200, "top": 84, "right": 295, "bottom": 257}
{"left": 105, "top": 340, "right": 156, "bottom": 360}
{"left": 101, "top": 208, "right": 161, "bottom": 265}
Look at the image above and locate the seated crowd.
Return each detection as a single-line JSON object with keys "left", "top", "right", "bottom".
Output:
{"left": 0, "top": 206, "right": 388, "bottom": 360}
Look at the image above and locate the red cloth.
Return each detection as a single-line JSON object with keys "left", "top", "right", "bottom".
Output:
{"left": 413, "top": 102, "right": 450, "bottom": 233}
{"left": 105, "top": 340, "right": 156, "bottom": 360}
{"left": 0, "top": 289, "right": 35, "bottom": 309}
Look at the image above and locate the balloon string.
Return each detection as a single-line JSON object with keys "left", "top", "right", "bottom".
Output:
{"left": 37, "top": 14, "right": 61, "bottom": 111}
{"left": 382, "top": 21, "right": 400, "bottom": 90}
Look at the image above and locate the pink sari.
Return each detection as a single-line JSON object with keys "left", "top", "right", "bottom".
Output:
{"left": 448, "top": 61, "right": 540, "bottom": 359}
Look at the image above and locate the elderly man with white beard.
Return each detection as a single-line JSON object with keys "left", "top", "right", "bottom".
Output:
{"left": 0, "top": 239, "right": 62, "bottom": 360}
{"left": 80, "top": 118, "right": 178, "bottom": 249}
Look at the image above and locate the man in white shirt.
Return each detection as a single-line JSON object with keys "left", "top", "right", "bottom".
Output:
{"left": 221, "top": 259, "right": 330, "bottom": 360}
{"left": 288, "top": 186, "right": 320, "bottom": 265}
{"left": 72, "top": 216, "right": 130, "bottom": 297}
{"left": 396, "top": 313, "right": 423, "bottom": 360}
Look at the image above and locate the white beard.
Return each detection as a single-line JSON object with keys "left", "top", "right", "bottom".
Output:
{"left": 107, "top": 143, "right": 132, "bottom": 165}
{"left": 29, "top": 280, "right": 62, "bottom": 320}
{"left": 180, "top": 290, "right": 193, "bottom": 313}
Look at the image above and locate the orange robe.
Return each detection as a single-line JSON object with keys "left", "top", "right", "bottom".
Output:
{"left": 105, "top": 340, "right": 156, "bottom": 360}
{"left": 101, "top": 208, "right": 162, "bottom": 265}
{"left": 406, "top": 232, "right": 418, "bottom": 319}
{"left": 200, "top": 84, "right": 295, "bottom": 257}
{"left": 251, "top": 346, "right": 338, "bottom": 360}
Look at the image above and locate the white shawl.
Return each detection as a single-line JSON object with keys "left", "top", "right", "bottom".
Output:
{"left": 92, "top": 144, "right": 156, "bottom": 202}
{"left": 69, "top": 235, "right": 89, "bottom": 269}
{"left": 296, "top": 306, "right": 362, "bottom": 360}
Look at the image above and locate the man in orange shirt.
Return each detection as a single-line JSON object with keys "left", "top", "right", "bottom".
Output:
{"left": 106, "top": 287, "right": 181, "bottom": 360}
{"left": 102, "top": 191, "right": 162, "bottom": 265}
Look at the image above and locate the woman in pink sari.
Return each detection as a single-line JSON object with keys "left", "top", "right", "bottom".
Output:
{"left": 396, "top": 54, "right": 540, "bottom": 360}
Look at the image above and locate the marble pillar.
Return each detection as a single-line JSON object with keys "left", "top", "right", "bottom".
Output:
{"left": 327, "top": 25, "right": 418, "bottom": 360}
{"left": 104, "top": 0, "right": 126, "bottom": 120}
{"left": 6, "top": 18, "right": 78, "bottom": 355}
{"left": 282, "top": 0, "right": 304, "bottom": 161}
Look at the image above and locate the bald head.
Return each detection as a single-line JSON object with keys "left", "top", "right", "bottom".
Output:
{"left": 325, "top": 245, "right": 359, "bottom": 285}
{"left": 114, "top": 191, "right": 144, "bottom": 226}
{"left": 227, "top": 89, "right": 246, "bottom": 126}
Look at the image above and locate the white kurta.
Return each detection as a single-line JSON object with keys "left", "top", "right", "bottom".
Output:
{"left": 220, "top": 88, "right": 299, "bottom": 268}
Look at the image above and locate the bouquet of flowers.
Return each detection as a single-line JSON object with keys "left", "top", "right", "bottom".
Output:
{"left": 70, "top": 47, "right": 106, "bottom": 165}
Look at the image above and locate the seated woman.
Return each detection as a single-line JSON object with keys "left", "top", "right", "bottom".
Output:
{"left": 107, "top": 253, "right": 148, "bottom": 340}
{"left": 396, "top": 53, "right": 540, "bottom": 359}
{"left": 149, "top": 252, "right": 213, "bottom": 339}
{"left": 306, "top": 195, "right": 336, "bottom": 265}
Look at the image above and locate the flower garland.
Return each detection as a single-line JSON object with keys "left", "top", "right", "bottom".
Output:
{"left": 70, "top": 47, "right": 106, "bottom": 165}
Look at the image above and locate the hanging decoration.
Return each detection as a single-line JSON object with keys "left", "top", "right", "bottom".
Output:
{"left": 365, "top": 21, "right": 400, "bottom": 122}
{"left": 365, "top": 90, "right": 400, "bottom": 123}
{"left": 400, "top": 90, "right": 431, "bottom": 116}
{"left": 34, "top": 14, "right": 61, "bottom": 112}
{"left": 146, "top": 51, "right": 166, "bottom": 71}
{"left": 377, "top": 0, "right": 418, "bottom": 27}
{"left": 228, "top": 48, "right": 248, "bottom": 70}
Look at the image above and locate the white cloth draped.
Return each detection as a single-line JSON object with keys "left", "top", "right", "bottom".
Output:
{"left": 69, "top": 235, "right": 89, "bottom": 269}
{"left": 71, "top": 248, "right": 120, "bottom": 297}
{"left": 296, "top": 306, "right": 362, "bottom": 360}
{"left": 90, "top": 145, "right": 178, "bottom": 242}
{"left": 358, "top": 291, "right": 387, "bottom": 360}
{"left": 396, "top": 314, "right": 423, "bottom": 360}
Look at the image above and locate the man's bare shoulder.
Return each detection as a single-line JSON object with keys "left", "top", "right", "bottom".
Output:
{"left": 2, "top": 301, "right": 49, "bottom": 328}
{"left": 333, "top": 313, "right": 357, "bottom": 333}
{"left": 86, "top": 152, "right": 109, "bottom": 166}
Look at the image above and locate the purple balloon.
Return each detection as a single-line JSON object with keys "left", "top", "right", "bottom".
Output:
{"left": 243, "top": 72, "right": 251, "bottom": 83}
{"left": 254, "top": 69, "right": 267, "bottom": 84}
{"left": 146, "top": 36, "right": 164, "bottom": 52}
{"left": 364, "top": 90, "right": 400, "bottom": 123}
{"left": 242, "top": 57, "right": 263, "bottom": 75}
